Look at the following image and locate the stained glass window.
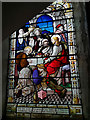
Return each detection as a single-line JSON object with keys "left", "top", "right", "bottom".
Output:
{"left": 6, "top": 1, "right": 83, "bottom": 119}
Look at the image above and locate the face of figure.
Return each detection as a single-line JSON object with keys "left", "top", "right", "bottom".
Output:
{"left": 51, "top": 35, "right": 61, "bottom": 45}
{"left": 43, "top": 39, "right": 49, "bottom": 47}
{"left": 19, "top": 29, "right": 24, "bottom": 34}
{"left": 58, "top": 26, "right": 63, "bottom": 32}
{"left": 25, "top": 48, "right": 31, "bottom": 55}
{"left": 24, "top": 47, "right": 32, "bottom": 55}
{"left": 34, "top": 30, "right": 40, "bottom": 36}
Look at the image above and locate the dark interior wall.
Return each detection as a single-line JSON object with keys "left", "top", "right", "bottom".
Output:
{"left": 2, "top": 37, "right": 9, "bottom": 120}
{"left": 72, "top": 2, "right": 90, "bottom": 120}
{"left": 0, "top": 2, "right": 2, "bottom": 120}
{"left": 73, "top": 2, "right": 88, "bottom": 118}
{"left": 2, "top": 2, "right": 90, "bottom": 120}
{"left": 85, "top": 2, "right": 90, "bottom": 119}
{"left": 2, "top": 2, "right": 51, "bottom": 40}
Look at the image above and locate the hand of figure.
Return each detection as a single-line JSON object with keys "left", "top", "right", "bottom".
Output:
{"left": 44, "top": 53, "right": 49, "bottom": 56}
{"left": 44, "top": 59, "right": 49, "bottom": 64}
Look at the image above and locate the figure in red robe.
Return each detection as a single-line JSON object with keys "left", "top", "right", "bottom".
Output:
{"left": 44, "top": 35, "right": 70, "bottom": 97}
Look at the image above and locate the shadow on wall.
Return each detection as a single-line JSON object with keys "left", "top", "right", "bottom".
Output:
{"left": 2, "top": 37, "right": 9, "bottom": 119}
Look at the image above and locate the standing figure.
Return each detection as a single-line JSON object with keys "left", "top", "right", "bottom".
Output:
{"left": 33, "top": 28, "right": 42, "bottom": 52}
{"left": 55, "top": 24, "right": 68, "bottom": 43}
{"left": 16, "top": 28, "right": 34, "bottom": 51}
{"left": 23, "top": 25, "right": 35, "bottom": 48}
{"left": 16, "top": 29, "right": 25, "bottom": 51}
{"left": 55, "top": 24, "right": 71, "bottom": 86}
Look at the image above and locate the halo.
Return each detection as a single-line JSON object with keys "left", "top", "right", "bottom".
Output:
{"left": 24, "top": 46, "right": 32, "bottom": 54}
{"left": 51, "top": 34, "right": 61, "bottom": 43}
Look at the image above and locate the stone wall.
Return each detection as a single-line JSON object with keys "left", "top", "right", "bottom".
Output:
{"left": 72, "top": 2, "right": 89, "bottom": 120}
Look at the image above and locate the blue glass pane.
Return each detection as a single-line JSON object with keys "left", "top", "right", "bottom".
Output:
{"left": 42, "top": 28, "right": 45, "bottom": 31}
{"left": 42, "top": 30, "right": 50, "bottom": 34}
{"left": 37, "top": 22, "right": 47, "bottom": 28}
{"left": 37, "top": 17, "right": 42, "bottom": 23}
{"left": 26, "top": 22, "right": 29, "bottom": 24}
{"left": 25, "top": 25, "right": 29, "bottom": 27}
{"left": 48, "top": 22, "right": 53, "bottom": 27}
{"left": 60, "top": 32, "right": 68, "bottom": 42}
{"left": 36, "top": 15, "right": 53, "bottom": 33}
{"left": 25, "top": 22, "right": 29, "bottom": 27}
{"left": 41, "top": 15, "right": 52, "bottom": 22}
{"left": 37, "top": 15, "right": 52, "bottom": 23}
{"left": 46, "top": 27, "right": 53, "bottom": 33}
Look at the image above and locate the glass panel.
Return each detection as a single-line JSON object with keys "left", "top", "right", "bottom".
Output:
{"left": 48, "top": 22, "right": 53, "bottom": 27}
{"left": 10, "top": 32, "right": 16, "bottom": 38}
{"left": 9, "top": 64, "right": 15, "bottom": 76}
{"left": 10, "top": 39, "right": 16, "bottom": 51}
{"left": 37, "top": 22, "right": 48, "bottom": 28}
{"left": 9, "top": 51, "right": 15, "bottom": 58}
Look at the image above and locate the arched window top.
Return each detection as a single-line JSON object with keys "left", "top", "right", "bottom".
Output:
{"left": 36, "top": 15, "right": 53, "bottom": 33}
{"left": 36, "top": 15, "right": 53, "bottom": 22}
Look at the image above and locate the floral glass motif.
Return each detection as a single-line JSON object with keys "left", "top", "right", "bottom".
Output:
{"left": 6, "top": 1, "right": 83, "bottom": 118}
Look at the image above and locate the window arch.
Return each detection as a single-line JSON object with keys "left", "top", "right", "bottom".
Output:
{"left": 36, "top": 15, "right": 54, "bottom": 33}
